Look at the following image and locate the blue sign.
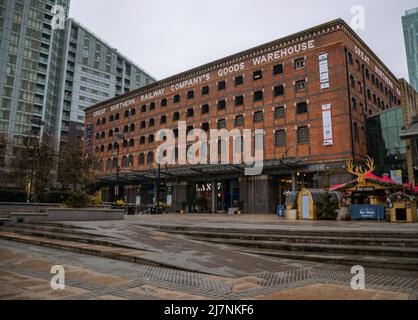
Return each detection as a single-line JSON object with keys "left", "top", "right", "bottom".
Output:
{"left": 350, "top": 205, "right": 385, "bottom": 221}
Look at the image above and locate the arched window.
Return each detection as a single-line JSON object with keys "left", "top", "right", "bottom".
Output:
{"left": 109, "top": 115, "right": 114, "bottom": 122}
{"left": 122, "top": 156, "right": 128, "bottom": 168}
{"left": 106, "top": 159, "right": 112, "bottom": 170}
{"left": 129, "top": 139, "right": 135, "bottom": 147}
{"left": 128, "top": 155, "right": 134, "bottom": 166}
{"left": 138, "top": 153, "right": 145, "bottom": 165}
{"left": 113, "top": 158, "right": 119, "bottom": 169}
{"left": 115, "top": 113, "right": 120, "bottom": 121}
{"left": 147, "top": 152, "right": 154, "bottom": 164}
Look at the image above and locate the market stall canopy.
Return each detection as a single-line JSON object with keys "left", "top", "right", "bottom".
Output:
{"left": 329, "top": 157, "right": 402, "bottom": 192}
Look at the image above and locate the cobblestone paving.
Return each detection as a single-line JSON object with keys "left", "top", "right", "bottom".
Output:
{"left": 0, "top": 240, "right": 417, "bottom": 300}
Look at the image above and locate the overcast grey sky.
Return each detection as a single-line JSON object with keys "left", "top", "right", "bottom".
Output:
{"left": 69, "top": 0, "right": 417, "bottom": 81}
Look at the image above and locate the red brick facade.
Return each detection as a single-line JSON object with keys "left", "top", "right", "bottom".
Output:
{"left": 85, "top": 19, "right": 401, "bottom": 182}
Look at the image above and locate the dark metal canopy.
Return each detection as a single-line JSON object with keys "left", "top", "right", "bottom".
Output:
{"left": 97, "top": 158, "right": 308, "bottom": 186}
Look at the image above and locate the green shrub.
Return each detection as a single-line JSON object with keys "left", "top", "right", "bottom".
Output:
{"left": 0, "top": 189, "right": 27, "bottom": 203}
{"left": 63, "top": 189, "right": 91, "bottom": 208}
{"left": 37, "top": 191, "right": 71, "bottom": 204}
{"left": 316, "top": 192, "right": 339, "bottom": 220}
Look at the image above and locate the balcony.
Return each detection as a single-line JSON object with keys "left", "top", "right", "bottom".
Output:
{"left": 34, "top": 97, "right": 44, "bottom": 105}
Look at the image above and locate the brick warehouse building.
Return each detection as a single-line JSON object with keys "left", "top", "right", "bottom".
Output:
{"left": 84, "top": 19, "right": 406, "bottom": 214}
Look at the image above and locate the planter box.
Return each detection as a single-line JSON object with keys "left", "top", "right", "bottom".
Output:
{"left": 285, "top": 209, "right": 298, "bottom": 221}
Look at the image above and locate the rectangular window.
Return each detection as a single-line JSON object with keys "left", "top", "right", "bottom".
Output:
{"left": 201, "top": 86, "right": 209, "bottom": 95}
{"left": 275, "top": 130, "right": 286, "bottom": 147}
{"left": 273, "top": 64, "right": 284, "bottom": 75}
{"left": 254, "top": 90, "right": 263, "bottom": 102}
{"left": 235, "top": 95, "right": 244, "bottom": 106}
{"left": 140, "top": 120, "right": 146, "bottom": 129}
{"left": 235, "top": 115, "right": 244, "bottom": 127}
{"left": 253, "top": 111, "right": 264, "bottom": 123}
{"left": 218, "top": 80, "right": 226, "bottom": 91}
{"left": 160, "top": 115, "right": 167, "bottom": 124}
{"left": 173, "top": 112, "right": 180, "bottom": 121}
{"left": 253, "top": 70, "right": 263, "bottom": 81}
{"left": 275, "top": 106, "right": 285, "bottom": 119}
{"left": 295, "top": 80, "right": 306, "bottom": 92}
{"left": 149, "top": 118, "right": 155, "bottom": 127}
{"left": 274, "top": 85, "right": 284, "bottom": 97}
{"left": 149, "top": 102, "right": 156, "bottom": 110}
{"left": 218, "top": 100, "right": 226, "bottom": 110}
{"left": 187, "top": 108, "right": 194, "bottom": 117}
{"left": 352, "top": 97, "right": 357, "bottom": 110}
{"left": 218, "top": 119, "right": 227, "bottom": 129}
{"left": 235, "top": 75, "right": 244, "bottom": 86}
{"left": 296, "top": 102, "right": 308, "bottom": 114}
{"left": 187, "top": 90, "right": 194, "bottom": 99}
{"left": 201, "top": 104, "right": 210, "bottom": 114}
{"left": 173, "top": 94, "right": 180, "bottom": 103}
{"left": 294, "top": 58, "right": 305, "bottom": 69}
{"left": 297, "top": 126, "right": 309, "bottom": 144}
{"left": 141, "top": 105, "right": 146, "bottom": 112}
{"left": 201, "top": 122, "right": 209, "bottom": 132}
{"left": 161, "top": 98, "right": 167, "bottom": 107}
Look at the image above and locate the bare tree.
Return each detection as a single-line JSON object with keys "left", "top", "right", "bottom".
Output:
{"left": 58, "top": 138, "right": 98, "bottom": 191}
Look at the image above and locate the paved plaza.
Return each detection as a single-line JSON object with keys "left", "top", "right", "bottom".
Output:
{"left": 1, "top": 214, "right": 418, "bottom": 300}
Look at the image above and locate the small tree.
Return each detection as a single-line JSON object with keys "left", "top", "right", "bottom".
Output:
{"left": 58, "top": 138, "right": 98, "bottom": 191}
{"left": 316, "top": 192, "right": 339, "bottom": 220}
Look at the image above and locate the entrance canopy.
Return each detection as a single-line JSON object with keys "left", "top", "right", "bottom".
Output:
{"left": 97, "top": 159, "right": 309, "bottom": 185}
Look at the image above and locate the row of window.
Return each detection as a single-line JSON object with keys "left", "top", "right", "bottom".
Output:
{"left": 347, "top": 52, "right": 400, "bottom": 106}
{"left": 95, "top": 102, "right": 309, "bottom": 141}
{"left": 95, "top": 81, "right": 308, "bottom": 127}
{"left": 95, "top": 126, "right": 310, "bottom": 157}
{"left": 94, "top": 59, "right": 308, "bottom": 126}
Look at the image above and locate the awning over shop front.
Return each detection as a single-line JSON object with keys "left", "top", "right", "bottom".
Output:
{"left": 97, "top": 158, "right": 309, "bottom": 185}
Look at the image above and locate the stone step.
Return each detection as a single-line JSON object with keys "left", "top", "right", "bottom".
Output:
{"left": 150, "top": 224, "right": 418, "bottom": 239}
{"left": 241, "top": 248, "right": 418, "bottom": 271}
{"left": 189, "top": 236, "right": 418, "bottom": 259}
{"left": 168, "top": 229, "right": 418, "bottom": 247}
{"left": 28, "top": 221, "right": 93, "bottom": 230}
{"left": 0, "top": 226, "right": 134, "bottom": 251}
{"left": 0, "top": 231, "right": 192, "bottom": 272}
{"left": 5, "top": 223, "right": 101, "bottom": 237}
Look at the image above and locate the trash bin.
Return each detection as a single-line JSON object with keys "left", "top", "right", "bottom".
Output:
{"left": 276, "top": 205, "right": 285, "bottom": 218}
{"left": 127, "top": 205, "right": 136, "bottom": 215}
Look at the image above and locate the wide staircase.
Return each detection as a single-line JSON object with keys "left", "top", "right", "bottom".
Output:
{"left": 0, "top": 221, "right": 166, "bottom": 268}
{"left": 145, "top": 224, "right": 418, "bottom": 271}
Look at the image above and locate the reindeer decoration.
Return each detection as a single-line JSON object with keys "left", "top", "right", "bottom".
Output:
{"left": 346, "top": 156, "right": 376, "bottom": 184}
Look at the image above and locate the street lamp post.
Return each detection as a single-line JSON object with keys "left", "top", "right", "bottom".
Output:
{"left": 114, "top": 133, "right": 125, "bottom": 204}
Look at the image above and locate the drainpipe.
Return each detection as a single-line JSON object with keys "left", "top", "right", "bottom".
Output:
{"left": 344, "top": 47, "right": 356, "bottom": 161}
